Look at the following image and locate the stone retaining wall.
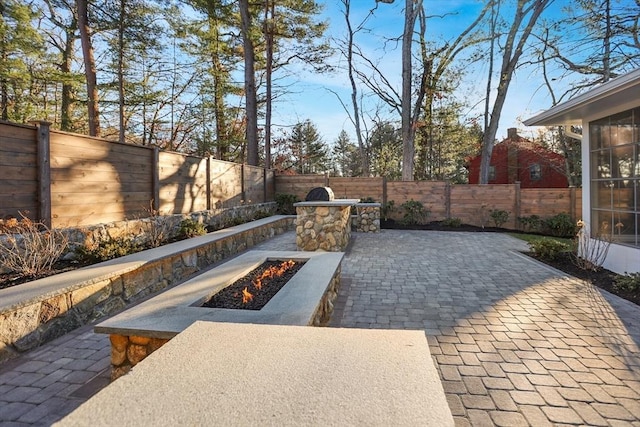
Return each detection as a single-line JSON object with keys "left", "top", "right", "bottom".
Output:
{"left": 0, "top": 216, "right": 294, "bottom": 363}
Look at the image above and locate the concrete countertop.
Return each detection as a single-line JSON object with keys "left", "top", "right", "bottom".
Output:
{"left": 56, "top": 321, "right": 454, "bottom": 426}
{"left": 294, "top": 199, "right": 361, "bottom": 207}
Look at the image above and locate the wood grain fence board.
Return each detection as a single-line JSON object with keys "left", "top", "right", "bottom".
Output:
{"left": 274, "top": 175, "right": 326, "bottom": 200}
{"left": 328, "top": 177, "right": 384, "bottom": 201}
{"left": 0, "top": 123, "right": 38, "bottom": 219}
{"left": 209, "top": 160, "right": 243, "bottom": 208}
{"left": 520, "top": 189, "right": 573, "bottom": 217}
{"left": 244, "top": 165, "right": 265, "bottom": 203}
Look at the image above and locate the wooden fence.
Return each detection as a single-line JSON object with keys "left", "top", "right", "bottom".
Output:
{"left": 0, "top": 121, "right": 275, "bottom": 228}
{"left": 275, "top": 174, "right": 582, "bottom": 229}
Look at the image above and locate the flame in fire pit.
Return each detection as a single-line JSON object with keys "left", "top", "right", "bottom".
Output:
{"left": 242, "top": 260, "right": 297, "bottom": 304}
{"left": 241, "top": 287, "right": 253, "bottom": 303}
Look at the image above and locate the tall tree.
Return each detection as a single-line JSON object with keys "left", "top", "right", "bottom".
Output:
{"left": 331, "top": 130, "right": 361, "bottom": 176}
{"left": 77, "top": 0, "right": 100, "bottom": 136}
{"left": 0, "top": 1, "right": 43, "bottom": 121}
{"left": 478, "top": 0, "right": 552, "bottom": 184}
{"left": 369, "top": 121, "right": 402, "bottom": 180}
{"left": 239, "top": 0, "right": 259, "bottom": 166}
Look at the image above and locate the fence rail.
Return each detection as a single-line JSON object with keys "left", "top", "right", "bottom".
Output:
{"left": 275, "top": 174, "right": 582, "bottom": 229}
{"left": 0, "top": 121, "right": 275, "bottom": 228}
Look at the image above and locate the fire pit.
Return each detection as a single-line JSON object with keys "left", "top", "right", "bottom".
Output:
{"left": 94, "top": 250, "right": 343, "bottom": 379}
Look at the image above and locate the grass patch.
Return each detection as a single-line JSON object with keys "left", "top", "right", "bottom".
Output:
{"left": 508, "top": 233, "right": 573, "bottom": 246}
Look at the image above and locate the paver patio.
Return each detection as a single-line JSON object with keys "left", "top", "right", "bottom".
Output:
{"left": 1, "top": 229, "right": 639, "bottom": 426}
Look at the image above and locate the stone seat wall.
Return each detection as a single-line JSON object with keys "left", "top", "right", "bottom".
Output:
{"left": 0, "top": 216, "right": 295, "bottom": 363}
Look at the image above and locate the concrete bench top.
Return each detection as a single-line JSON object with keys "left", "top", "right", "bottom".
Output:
{"left": 57, "top": 321, "right": 454, "bottom": 426}
{"left": 0, "top": 215, "right": 292, "bottom": 313}
{"left": 94, "top": 250, "right": 344, "bottom": 339}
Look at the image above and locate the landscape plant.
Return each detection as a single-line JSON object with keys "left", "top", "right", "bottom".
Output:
{"left": 544, "top": 213, "right": 577, "bottom": 237}
{"left": 381, "top": 200, "right": 396, "bottom": 221}
{"left": 274, "top": 193, "right": 300, "bottom": 215}
{"left": 178, "top": 218, "right": 207, "bottom": 239}
{"left": 572, "top": 220, "right": 612, "bottom": 272}
{"left": 441, "top": 217, "right": 462, "bottom": 228}
{"left": 489, "top": 209, "right": 510, "bottom": 228}
{"left": 0, "top": 214, "right": 69, "bottom": 277}
{"left": 518, "top": 215, "right": 541, "bottom": 233}
{"left": 75, "top": 237, "right": 142, "bottom": 263}
{"left": 528, "top": 238, "right": 571, "bottom": 261}
{"left": 400, "top": 199, "right": 430, "bottom": 225}
{"left": 614, "top": 273, "right": 640, "bottom": 293}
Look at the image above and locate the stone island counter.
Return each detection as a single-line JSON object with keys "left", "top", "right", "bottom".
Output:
{"left": 56, "top": 321, "right": 454, "bottom": 427}
{"left": 294, "top": 199, "right": 360, "bottom": 251}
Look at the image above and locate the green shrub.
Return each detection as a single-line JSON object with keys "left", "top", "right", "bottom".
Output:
{"left": 360, "top": 196, "right": 376, "bottom": 203}
{"left": 400, "top": 199, "right": 430, "bottom": 225}
{"left": 76, "top": 237, "right": 142, "bottom": 263}
{"left": 528, "top": 238, "right": 571, "bottom": 261}
{"left": 614, "top": 272, "right": 640, "bottom": 293}
{"left": 544, "top": 213, "right": 577, "bottom": 237}
{"left": 381, "top": 200, "right": 396, "bottom": 221}
{"left": 518, "top": 215, "right": 541, "bottom": 232}
{"left": 178, "top": 218, "right": 206, "bottom": 239}
{"left": 489, "top": 209, "right": 510, "bottom": 228}
{"left": 441, "top": 217, "right": 462, "bottom": 227}
{"left": 274, "top": 193, "right": 300, "bottom": 215}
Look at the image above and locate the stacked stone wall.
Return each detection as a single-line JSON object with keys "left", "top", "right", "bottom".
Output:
{"left": 296, "top": 206, "right": 352, "bottom": 251}
{"left": 0, "top": 216, "right": 294, "bottom": 363}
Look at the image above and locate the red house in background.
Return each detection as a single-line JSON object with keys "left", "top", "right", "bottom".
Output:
{"left": 467, "top": 128, "right": 568, "bottom": 188}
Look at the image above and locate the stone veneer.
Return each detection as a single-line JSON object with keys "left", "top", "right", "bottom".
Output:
{"left": 0, "top": 216, "right": 294, "bottom": 363}
{"left": 354, "top": 203, "right": 381, "bottom": 233}
{"left": 295, "top": 200, "right": 359, "bottom": 251}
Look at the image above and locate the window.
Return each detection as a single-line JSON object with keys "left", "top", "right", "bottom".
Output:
{"left": 529, "top": 164, "right": 542, "bottom": 181}
{"left": 589, "top": 107, "right": 640, "bottom": 247}
{"left": 489, "top": 166, "right": 496, "bottom": 181}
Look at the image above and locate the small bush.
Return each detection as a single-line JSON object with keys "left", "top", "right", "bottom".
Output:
{"left": 489, "top": 209, "right": 510, "bottom": 228}
{"left": 178, "top": 218, "right": 206, "bottom": 239}
{"left": 274, "top": 193, "right": 300, "bottom": 215}
{"left": 360, "top": 197, "right": 376, "bottom": 203}
{"left": 441, "top": 217, "right": 462, "bottom": 228}
{"left": 0, "top": 214, "right": 69, "bottom": 277}
{"left": 76, "top": 237, "right": 142, "bottom": 263}
{"left": 381, "top": 200, "right": 396, "bottom": 221}
{"left": 544, "top": 213, "right": 577, "bottom": 237}
{"left": 614, "top": 272, "right": 640, "bottom": 293}
{"left": 529, "top": 238, "right": 571, "bottom": 261}
{"left": 518, "top": 215, "right": 541, "bottom": 232}
{"left": 401, "top": 199, "right": 430, "bottom": 225}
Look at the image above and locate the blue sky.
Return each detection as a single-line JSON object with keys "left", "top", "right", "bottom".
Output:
{"left": 268, "top": 0, "right": 589, "bottom": 146}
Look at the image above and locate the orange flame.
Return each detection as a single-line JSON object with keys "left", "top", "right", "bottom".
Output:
{"left": 241, "top": 260, "right": 297, "bottom": 304}
{"left": 241, "top": 287, "right": 253, "bottom": 304}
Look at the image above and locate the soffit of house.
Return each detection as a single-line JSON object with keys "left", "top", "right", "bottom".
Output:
{"left": 524, "top": 68, "right": 640, "bottom": 126}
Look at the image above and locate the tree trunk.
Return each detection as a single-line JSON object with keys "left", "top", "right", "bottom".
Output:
{"left": 400, "top": 0, "right": 417, "bottom": 181}
{"left": 264, "top": 0, "right": 274, "bottom": 169}
{"left": 77, "top": 0, "right": 100, "bottom": 137}
{"left": 117, "top": 0, "right": 126, "bottom": 143}
{"left": 239, "top": 0, "right": 259, "bottom": 166}
{"left": 479, "top": 0, "right": 550, "bottom": 184}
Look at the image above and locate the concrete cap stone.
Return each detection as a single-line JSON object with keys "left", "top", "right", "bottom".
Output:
{"left": 57, "top": 321, "right": 454, "bottom": 426}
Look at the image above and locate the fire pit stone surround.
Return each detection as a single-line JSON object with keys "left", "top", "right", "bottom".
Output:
{"left": 95, "top": 250, "right": 343, "bottom": 379}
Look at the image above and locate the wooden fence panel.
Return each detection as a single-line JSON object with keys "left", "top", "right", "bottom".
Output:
{"left": 244, "top": 165, "right": 265, "bottom": 204}
{"left": 329, "top": 177, "right": 384, "bottom": 201}
{"left": 265, "top": 170, "right": 275, "bottom": 202}
{"left": 0, "top": 122, "right": 38, "bottom": 220}
{"left": 450, "top": 185, "right": 518, "bottom": 228}
{"left": 274, "top": 175, "right": 326, "bottom": 200}
{"left": 209, "top": 160, "right": 242, "bottom": 208}
{"left": 386, "top": 181, "right": 448, "bottom": 220}
{"left": 158, "top": 152, "right": 208, "bottom": 214}
{"left": 520, "top": 188, "right": 574, "bottom": 218}
{"left": 50, "top": 131, "right": 154, "bottom": 227}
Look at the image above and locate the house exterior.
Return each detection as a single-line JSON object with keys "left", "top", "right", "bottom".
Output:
{"left": 524, "top": 69, "right": 640, "bottom": 275}
{"left": 467, "top": 128, "right": 568, "bottom": 188}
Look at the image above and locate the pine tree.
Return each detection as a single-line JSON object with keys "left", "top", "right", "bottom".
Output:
{"left": 331, "top": 130, "right": 361, "bottom": 177}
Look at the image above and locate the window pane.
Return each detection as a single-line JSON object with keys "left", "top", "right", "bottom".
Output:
{"left": 611, "top": 110, "right": 634, "bottom": 145}
{"left": 612, "top": 211, "right": 636, "bottom": 245}
{"left": 591, "top": 209, "right": 613, "bottom": 236}
{"left": 529, "top": 163, "right": 541, "bottom": 181}
{"left": 611, "top": 145, "right": 635, "bottom": 178}
{"left": 592, "top": 150, "right": 611, "bottom": 179}
{"left": 593, "top": 181, "right": 612, "bottom": 209}
{"left": 612, "top": 181, "right": 634, "bottom": 210}
{"left": 590, "top": 117, "right": 610, "bottom": 149}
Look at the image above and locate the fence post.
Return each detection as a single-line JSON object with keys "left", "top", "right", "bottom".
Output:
{"left": 444, "top": 181, "right": 451, "bottom": 219}
{"left": 569, "top": 186, "right": 576, "bottom": 220}
{"left": 514, "top": 181, "right": 521, "bottom": 230}
{"left": 152, "top": 148, "right": 160, "bottom": 212}
{"left": 241, "top": 164, "right": 246, "bottom": 202}
{"left": 382, "top": 177, "right": 387, "bottom": 206}
{"left": 206, "top": 156, "right": 212, "bottom": 210}
{"left": 36, "top": 121, "right": 52, "bottom": 227}
{"left": 263, "top": 168, "right": 267, "bottom": 203}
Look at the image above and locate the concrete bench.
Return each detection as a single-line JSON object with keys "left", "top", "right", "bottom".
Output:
{"left": 57, "top": 321, "right": 455, "bottom": 426}
{"left": 0, "top": 215, "right": 294, "bottom": 362}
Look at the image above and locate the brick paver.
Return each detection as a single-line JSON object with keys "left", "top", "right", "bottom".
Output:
{"left": 1, "top": 229, "right": 639, "bottom": 426}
